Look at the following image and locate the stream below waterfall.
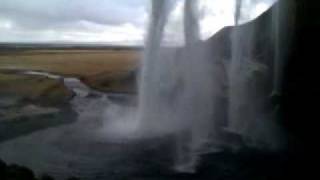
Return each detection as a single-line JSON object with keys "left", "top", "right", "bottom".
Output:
{"left": 0, "top": 71, "right": 176, "bottom": 180}
{"left": 0, "top": 71, "right": 289, "bottom": 180}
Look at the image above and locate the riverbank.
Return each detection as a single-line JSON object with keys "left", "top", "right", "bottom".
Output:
{"left": 0, "top": 70, "right": 77, "bottom": 142}
{"left": 0, "top": 48, "right": 139, "bottom": 142}
{"left": 0, "top": 48, "right": 139, "bottom": 93}
{"left": 0, "top": 70, "right": 73, "bottom": 107}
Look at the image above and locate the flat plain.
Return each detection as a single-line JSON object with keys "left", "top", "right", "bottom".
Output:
{"left": 0, "top": 48, "right": 140, "bottom": 95}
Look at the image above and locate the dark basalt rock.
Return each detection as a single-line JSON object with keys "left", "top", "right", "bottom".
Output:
{"left": 0, "top": 159, "right": 81, "bottom": 180}
{"left": 0, "top": 159, "right": 6, "bottom": 175}
{"left": 5, "top": 164, "right": 36, "bottom": 180}
{"left": 206, "top": 0, "right": 318, "bottom": 178}
{"left": 203, "top": 0, "right": 319, "bottom": 152}
{"left": 281, "top": 0, "right": 320, "bottom": 150}
{"left": 40, "top": 174, "right": 55, "bottom": 180}
{"left": 0, "top": 160, "right": 36, "bottom": 180}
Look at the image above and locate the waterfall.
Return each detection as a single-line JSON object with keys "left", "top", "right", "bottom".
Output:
{"left": 227, "top": 0, "right": 285, "bottom": 149}
{"left": 228, "top": 0, "right": 245, "bottom": 136}
{"left": 184, "top": 0, "right": 200, "bottom": 45}
{"left": 138, "top": 0, "right": 176, "bottom": 134}
{"left": 136, "top": 0, "right": 286, "bottom": 173}
{"left": 272, "top": 0, "right": 295, "bottom": 96}
{"left": 234, "top": 0, "right": 242, "bottom": 26}
{"left": 138, "top": 0, "right": 217, "bottom": 172}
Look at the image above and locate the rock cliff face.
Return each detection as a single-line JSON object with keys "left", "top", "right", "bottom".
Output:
{"left": 281, "top": 0, "right": 320, "bottom": 152}
{"left": 139, "top": 1, "right": 305, "bottom": 149}
{"left": 202, "top": 0, "right": 318, "bottom": 178}
{"left": 176, "top": 0, "right": 319, "bottom": 152}
{"left": 222, "top": 0, "right": 319, "bottom": 151}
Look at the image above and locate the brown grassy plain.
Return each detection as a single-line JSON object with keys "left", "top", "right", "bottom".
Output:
{"left": 0, "top": 49, "right": 140, "bottom": 93}
{"left": 0, "top": 72, "right": 72, "bottom": 107}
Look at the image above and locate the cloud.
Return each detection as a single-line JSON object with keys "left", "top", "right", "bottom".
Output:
{"left": 161, "top": 0, "right": 276, "bottom": 45}
{"left": 0, "top": 0, "right": 148, "bottom": 44}
{"left": 0, "top": 0, "right": 276, "bottom": 44}
{"left": 0, "top": 0, "right": 147, "bottom": 27}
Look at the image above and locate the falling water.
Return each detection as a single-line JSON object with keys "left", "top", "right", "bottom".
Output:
{"left": 137, "top": 0, "right": 286, "bottom": 173}
{"left": 272, "top": 0, "right": 295, "bottom": 96}
{"left": 138, "top": 0, "right": 220, "bottom": 172}
{"left": 184, "top": 0, "right": 200, "bottom": 45}
{"left": 138, "top": 0, "right": 172, "bottom": 134}
{"left": 227, "top": 0, "right": 285, "bottom": 149}
{"left": 227, "top": 0, "right": 244, "bottom": 135}
{"left": 234, "top": 0, "right": 242, "bottom": 26}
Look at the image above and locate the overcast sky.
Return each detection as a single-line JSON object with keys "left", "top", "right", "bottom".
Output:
{"left": 0, "top": 0, "right": 276, "bottom": 45}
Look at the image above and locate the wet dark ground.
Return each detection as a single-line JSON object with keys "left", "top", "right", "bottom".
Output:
{"left": 0, "top": 132, "right": 299, "bottom": 180}
{"left": 0, "top": 93, "right": 300, "bottom": 180}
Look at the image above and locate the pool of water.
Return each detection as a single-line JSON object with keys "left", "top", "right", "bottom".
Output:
{"left": 0, "top": 71, "right": 177, "bottom": 179}
{"left": 0, "top": 71, "right": 290, "bottom": 180}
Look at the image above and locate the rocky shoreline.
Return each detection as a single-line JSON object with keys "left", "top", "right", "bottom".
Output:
{"left": 0, "top": 69, "right": 78, "bottom": 143}
{"left": 0, "top": 104, "right": 77, "bottom": 142}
